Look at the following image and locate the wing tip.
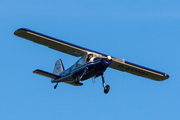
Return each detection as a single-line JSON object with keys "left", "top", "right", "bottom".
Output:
{"left": 156, "top": 73, "right": 169, "bottom": 81}
{"left": 165, "top": 74, "right": 170, "bottom": 80}
{"left": 14, "top": 28, "right": 28, "bottom": 36}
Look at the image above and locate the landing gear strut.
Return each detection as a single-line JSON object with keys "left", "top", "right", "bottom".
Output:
{"left": 54, "top": 82, "right": 58, "bottom": 89}
{"left": 74, "top": 67, "right": 88, "bottom": 84}
{"left": 101, "top": 74, "right": 110, "bottom": 94}
{"left": 80, "top": 67, "right": 88, "bottom": 80}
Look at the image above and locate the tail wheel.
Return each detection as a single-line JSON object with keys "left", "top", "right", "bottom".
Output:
{"left": 54, "top": 83, "right": 58, "bottom": 89}
{"left": 104, "top": 85, "right": 110, "bottom": 94}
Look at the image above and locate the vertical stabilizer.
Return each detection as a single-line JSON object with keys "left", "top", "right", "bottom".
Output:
{"left": 53, "top": 59, "right": 65, "bottom": 76}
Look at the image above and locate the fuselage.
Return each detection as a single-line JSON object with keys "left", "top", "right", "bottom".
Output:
{"left": 51, "top": 57, "right": 112, "bottom": 83}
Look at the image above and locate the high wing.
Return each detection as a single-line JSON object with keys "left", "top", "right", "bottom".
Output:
{"left": 14, "top": 28, "right": 169, "bottom": 81}
{"left": 14, "top": 28, "right": 107, "bottom": 57}
{"left": 110, "top": 58, "right": 169, "bottom": 81}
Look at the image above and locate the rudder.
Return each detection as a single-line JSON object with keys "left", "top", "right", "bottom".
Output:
{"left": 53, "top": 59, "right": 65, "bottom": 76}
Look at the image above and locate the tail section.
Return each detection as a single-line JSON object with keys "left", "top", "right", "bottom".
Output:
{"left": 53, "top": 59, "right": 65, "bottom": 76}
{"left": 33, "top": 59, "right": 65, "bottom": 82}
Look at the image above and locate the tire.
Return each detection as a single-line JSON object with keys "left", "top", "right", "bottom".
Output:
{"left": 104, "top": 85, "right": 110, "bottom": 94}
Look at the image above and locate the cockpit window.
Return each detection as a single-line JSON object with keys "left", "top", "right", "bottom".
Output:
{"left": 77, "top": 58, "right": 83, "bottom": 66}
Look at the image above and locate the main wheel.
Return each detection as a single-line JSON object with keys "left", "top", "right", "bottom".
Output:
{"left": 104, "top": 85, "right": 110, "bottom": 94}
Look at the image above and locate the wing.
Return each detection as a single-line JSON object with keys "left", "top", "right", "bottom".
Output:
{"left": 14, "top": 28, "right": 169, "bottom": 81}
{"left": 110, "top": 58, "right": 169, "bottom": 81}
{"left": 14, "top": 28, "right": 107, "bottom": 57}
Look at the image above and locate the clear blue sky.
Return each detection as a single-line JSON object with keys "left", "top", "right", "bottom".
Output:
{"left": 0, "top": 0, "right": 180, "bottom": 120}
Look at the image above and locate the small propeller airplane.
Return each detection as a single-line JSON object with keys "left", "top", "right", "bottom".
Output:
{"left": 14, "top": 28, "right": 169, "bottom": 94}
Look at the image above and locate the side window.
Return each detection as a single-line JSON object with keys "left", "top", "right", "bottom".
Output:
{"left": 77, "top": 58, "right": 83, "bottom": 66}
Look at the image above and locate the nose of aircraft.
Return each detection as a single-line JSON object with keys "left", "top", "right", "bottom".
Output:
{"left": 107, "top": 56, "right": 112, "bottom": 61}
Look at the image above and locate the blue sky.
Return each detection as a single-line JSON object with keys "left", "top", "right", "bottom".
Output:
{"left": 0, "top": 0, "right": 180, "bottom": 120}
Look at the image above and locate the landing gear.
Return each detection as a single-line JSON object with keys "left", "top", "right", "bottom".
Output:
{"left": 80, "top": 67, "right": 88, "bottom": 80}
{"left": 101, "top": 74, "right": 110, "bottom": 94}
{"left": 74, "top": 67, "right": 88, "bottom": 84}
{"left": 104, "top": 85, "right": 110, "bottom": 94}
{"left": 54, "top": 82, "right": 58, "bottom": 89}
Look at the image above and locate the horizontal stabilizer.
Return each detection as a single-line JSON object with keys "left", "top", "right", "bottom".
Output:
{"left": 33, "top": 69, "right": 60, "bottom": 79}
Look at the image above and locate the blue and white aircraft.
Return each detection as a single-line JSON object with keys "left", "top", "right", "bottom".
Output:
{"left": 14, "top": 28, "right": 169, "bottom": 94}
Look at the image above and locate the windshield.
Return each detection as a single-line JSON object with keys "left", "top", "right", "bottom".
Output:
{"left": 77, "top": 58, "right": 83, "bottom": 66}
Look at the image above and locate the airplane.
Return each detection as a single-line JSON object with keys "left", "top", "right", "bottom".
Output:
{"left": 14, "top": 28, "right": 169, "bottom": 94}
